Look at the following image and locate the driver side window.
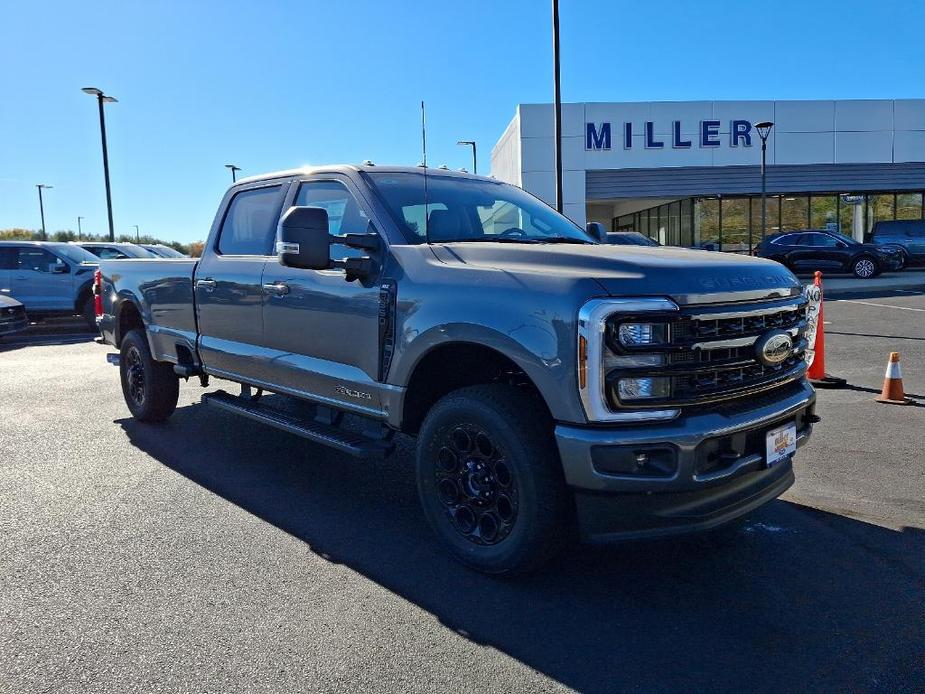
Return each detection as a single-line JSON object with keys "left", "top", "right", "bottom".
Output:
{"left": 295, "top": 180, "right": 372, "bottom": 260}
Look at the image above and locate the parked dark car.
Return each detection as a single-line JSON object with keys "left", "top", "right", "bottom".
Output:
{"left": 606, "top": 231, "right": 660, "bottom": 247}
{"left": 866, "top": 219, "right": 925, "bottom": 269}
{"left": 755, "top": 230, "right": 902, "bottom": 278}
{"left": 0, "top": 294, "right": 29, "bottom": 338}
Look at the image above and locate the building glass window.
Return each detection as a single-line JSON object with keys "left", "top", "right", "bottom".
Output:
{"left": 721, "top": 198, "right": 749, "bottom": 253}
{"left": 667, "top": 201, "right": 681, "bottom": 246}
{"left": 679, "top": 198, "right": 693, "bottom": 247}
{"left": 781, "top": 196, "right": 810, "bottom": 231}
{"left": 896, "top": 193, "right": 923, "bottom": 220}
{"left": 750, "top": 196, "right": 780, "bottom": 239}
{"left": 840, "top": 196, "right": 863, "bottom": 239}
{"left": 647, "top": 209, "right": 657, "bottom": 240}
{"left": 810, "top": 195, "right": 838, "bottom": 231}
{"left": 866, "top": 194, "right": 895, "bottom": 232}
{"left": 695, "top": 198, "right": 720, "bottom": 250}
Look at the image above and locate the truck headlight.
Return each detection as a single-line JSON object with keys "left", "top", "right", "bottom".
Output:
{"left": 616, "top": 322, "right": 669, "bottom": 347}
{"left": 577, "top": 298, "right": 680, "bottom": 422}
{"left": 616, "top": 376, "right": 671, "bottom": 401}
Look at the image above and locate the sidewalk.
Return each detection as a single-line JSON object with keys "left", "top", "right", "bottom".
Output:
{"left": 794, "top": 267, "right": 925, "bottom": 298}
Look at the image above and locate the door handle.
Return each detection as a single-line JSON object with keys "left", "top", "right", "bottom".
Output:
{"left": 196, "top": 278, "right": 216, "bottom": 291}
{"left": 262, "top": 282, "right": 290, "bottom": 296}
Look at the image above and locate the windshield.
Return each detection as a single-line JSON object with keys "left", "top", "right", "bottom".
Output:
{"left": 145, "top": 245, "right": 185, "bottom": 258}
{"left": 611, "top": 232, "right": 658, "bottom": 246}
{"left": 52, "top": 244, "right": 99, "bottom": 264}
{"left": 367, "top": 172, "right": 592, "bottom": 244}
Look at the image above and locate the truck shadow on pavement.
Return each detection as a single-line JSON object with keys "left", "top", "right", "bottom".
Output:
{"left": 118, "top": 402, "right": 925, "bottom": 693}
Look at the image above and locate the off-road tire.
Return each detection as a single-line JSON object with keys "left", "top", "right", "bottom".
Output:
{"left": 415, "top": 384, "right": 573, "bottom": 575}
{"left": 119, "top": 329, "right": 179, "bottom": 422}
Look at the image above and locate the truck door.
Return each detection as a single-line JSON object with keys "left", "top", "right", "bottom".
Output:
{"left": 195, "top": 182, "right": 287, "bottom": 382}
{"left": 258, "top": 177, "right": 384, "bottom": 414}
{"left": 10, "top": 246, "right": 74, "bottom": 311}
{"left": 0, "top": 247, "right": 14, "bottom": 300}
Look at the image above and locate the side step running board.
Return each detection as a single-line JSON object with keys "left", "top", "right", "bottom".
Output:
{"left": 202, "top": 390, "right": 392, "bottom": 459}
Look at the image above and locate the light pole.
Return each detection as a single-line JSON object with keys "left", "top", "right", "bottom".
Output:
{"left": 225, "top": 164, "right": 241, "bottom": 182}
{"left": 132, "top": 224, "right": 140, "bottom": 242}
{"left": 456, "top": 141, "right": 477, "bottom": 175}
{"left": 36, "top": 184, "right": 52, "bottom": 240}
{"left": 82, "top": 87, "right": 118, "bottom": 241}
{"left": 755, "top": 121, "right": 774, "bottom": 245}
{"left": 77, "top": 216, "right": 84, "bottom": 240}
{"left": 552, "top": 0, "right": 563, "bottom": 212}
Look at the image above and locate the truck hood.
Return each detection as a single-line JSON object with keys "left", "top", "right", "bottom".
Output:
{"left": 434, "top": 242, "right": 801, "bottom": 304}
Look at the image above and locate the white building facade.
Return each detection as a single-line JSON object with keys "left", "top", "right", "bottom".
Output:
{"left": 491, "top": 100, "right": 925, "bottom": 251}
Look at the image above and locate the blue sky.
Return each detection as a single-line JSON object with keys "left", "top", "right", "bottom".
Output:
{"left": 2, "top": 0, "right": 924, "bottom": 243}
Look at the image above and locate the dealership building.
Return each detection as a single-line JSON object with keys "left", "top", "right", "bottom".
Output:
{"left": 491, "top": 99, "right": 925, "bottom": 251}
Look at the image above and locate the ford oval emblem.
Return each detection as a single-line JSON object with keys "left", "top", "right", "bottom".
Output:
{"left": 755, "top": 331, "right": 793, "bottom": 366}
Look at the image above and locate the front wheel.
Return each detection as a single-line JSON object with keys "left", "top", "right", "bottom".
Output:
{"left": 852, "top": 256, "right": 877, "bottom": 279}
{"left": 119, "top": 329, "right": 179, "bottom": 422}
{"left": 415, "top": 384, "right": 573, "bottom": 575}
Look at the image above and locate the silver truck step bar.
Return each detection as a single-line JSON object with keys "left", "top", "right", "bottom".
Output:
{"left": 202, "top": 390, "right": 393, "bottom": 459}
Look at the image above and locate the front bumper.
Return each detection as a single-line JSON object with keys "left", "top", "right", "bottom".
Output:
{"left": 0, "top": 315, "right": 29, "bottom": 336}
{"left": 555, "top": 380, "right": 816, "bottom": 542}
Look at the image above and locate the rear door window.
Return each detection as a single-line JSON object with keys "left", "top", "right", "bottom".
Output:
{"left": 0, "top": 248, "right": 17, "bottom": 269}
{"left": 217, "top": 185, "right": 285, "bottom": 256}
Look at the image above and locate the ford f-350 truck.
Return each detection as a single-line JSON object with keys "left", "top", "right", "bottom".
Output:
{"left": 96, "top": 165, "right": 816, "bottom": 574}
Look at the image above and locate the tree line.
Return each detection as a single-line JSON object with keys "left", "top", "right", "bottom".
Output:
{"left": 0, "top": 228, "right": 203, "bottom": 257}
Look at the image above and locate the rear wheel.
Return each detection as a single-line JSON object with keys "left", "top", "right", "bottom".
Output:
{"left": 415, "top": 384, "right": 573, "bottom": 575}
{"left": 119, "top": 329, "right": 179, "bottom": 422}
{"left": 852, "top": 256, "right": 877, "bottom": 279}
{"left": 80, "top": 294, "right": 96, "bottom": 330}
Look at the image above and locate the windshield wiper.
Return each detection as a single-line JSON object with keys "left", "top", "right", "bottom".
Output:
{"left": 538, "top": 237, "right": 592, "bottom": 244}
{"left": 444, "top": 237, "right": 543, "bottom": 244}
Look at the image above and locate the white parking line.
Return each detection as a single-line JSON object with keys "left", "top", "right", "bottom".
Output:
{"left": 833, "top": 299, "right": 925, "bottom": 312}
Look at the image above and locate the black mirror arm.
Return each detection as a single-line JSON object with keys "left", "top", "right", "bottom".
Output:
{"left": 335, "top": 232, "right": 381, "bottom": 252}
{"left": 330, "top": 256, "right": 375, "bottom": 282}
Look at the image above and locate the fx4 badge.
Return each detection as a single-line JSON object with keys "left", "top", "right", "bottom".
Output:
{"left": 335, "top": 385, "right": 372, "bottom": 400}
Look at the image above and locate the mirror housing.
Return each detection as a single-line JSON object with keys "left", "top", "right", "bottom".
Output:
{"left": 586, "top": 222, "right": 607, "bottom": 243}
{"left": 52, "top": 263, "right": 69, "bottom": 274}
{"left": 836, "top": 241, "right": 848, "bottom": 249}
{"left": 278, "top": 206, "right": 330, "bottom": 270}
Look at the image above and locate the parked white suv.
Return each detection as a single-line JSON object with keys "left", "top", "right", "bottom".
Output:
{"left": 0, "top": 241, "right": 99, "bottom": 327}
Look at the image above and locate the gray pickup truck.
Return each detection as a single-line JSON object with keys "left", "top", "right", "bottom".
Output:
{"left": 97, "top": 165, "right": 816, "bottom": 574}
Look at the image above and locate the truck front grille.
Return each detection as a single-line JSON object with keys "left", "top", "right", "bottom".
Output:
{"left": 607, "top": 296, "right": 809, "bottom": 409}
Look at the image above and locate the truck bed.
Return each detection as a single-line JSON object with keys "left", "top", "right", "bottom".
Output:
{"left": 98, "top": 258, "right": 199, "bottom": 364}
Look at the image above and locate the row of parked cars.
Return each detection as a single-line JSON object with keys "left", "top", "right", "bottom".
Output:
{"left": 0, "top": 241, "right": 187, "bottom": 339}
{"left": 607, "top": 219, "right": 925, "bottom": 279}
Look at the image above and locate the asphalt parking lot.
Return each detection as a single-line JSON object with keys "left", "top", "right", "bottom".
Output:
{"left": 1, "top": 290, "right": 923, "bottom": 693}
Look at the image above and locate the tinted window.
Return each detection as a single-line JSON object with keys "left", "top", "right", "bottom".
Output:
{"left": 771, "top": 234, "right": 801, "bottom": 246}
{"left": 87, "top": 246, "right": 128, "bottom": 259}
{"left": 217, "top": 186, "right": 284, "bottom": 255}
{"left": 18, "top": 248, "right": 66, "bottom": 272}
{"left": 803, "top": 233, "right": 839, "bottom": 248}
{"left": 0, "top": 248, "right": 17, "bottom": 269}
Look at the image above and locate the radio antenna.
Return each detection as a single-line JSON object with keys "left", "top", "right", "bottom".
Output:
{"left": 421, "top": 100, "right": 430, "bottom": 244}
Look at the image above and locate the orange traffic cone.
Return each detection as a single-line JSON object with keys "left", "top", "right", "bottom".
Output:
{"left": 875, "top": 352, "right": 913, "bottom": 405}
{"left": 807, "top": 271, "right": 847, "bottom": 388}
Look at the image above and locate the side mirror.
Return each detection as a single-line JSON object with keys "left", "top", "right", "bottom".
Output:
{"left": 277, "top": 206, "right": 330, "bottom": 270}
{"left": 836, "top": 241, "right": 847, "bottom": 249}
{"left": 51, "top": 263, "right": 69, "bottom": 274}
{"left": 586, "top": 222, "right": 607, "bottom": 243}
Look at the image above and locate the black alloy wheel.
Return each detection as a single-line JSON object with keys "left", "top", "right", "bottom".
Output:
{"left": 434, "top": 423, "right": 518, "bottom": 546}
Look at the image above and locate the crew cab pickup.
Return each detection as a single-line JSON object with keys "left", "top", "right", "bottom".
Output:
{"left": 97, "top": 165, "right": 817, "bottom": 574}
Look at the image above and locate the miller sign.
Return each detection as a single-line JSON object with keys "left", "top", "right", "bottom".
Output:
{"left": 586, "top": 119, "right": 756, "bottom": 151}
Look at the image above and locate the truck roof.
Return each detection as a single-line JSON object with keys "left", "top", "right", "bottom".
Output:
{"left": 233, "top": 163, "right": 497, "bottom": 186}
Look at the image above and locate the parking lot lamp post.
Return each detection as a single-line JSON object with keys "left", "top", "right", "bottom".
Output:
{"left": 77, "top": 216, "right": 84, "bottom": 240}
{"left": 552, "top": 0, "right": 563, "bottom": 212}
{"left": 755, "top": 121, "right": 774, "bottom": 243}
{"left": 82, "top": 87, "right": 118, "bottom": 242}
{"left": 456, "top": 141, "right": 477, "bottom": 175}
{"left": 36, "top": 184, "right": 52, "bottom": 240}
{"left": 225, "top": 164, "right": 241, "bottom": 182}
